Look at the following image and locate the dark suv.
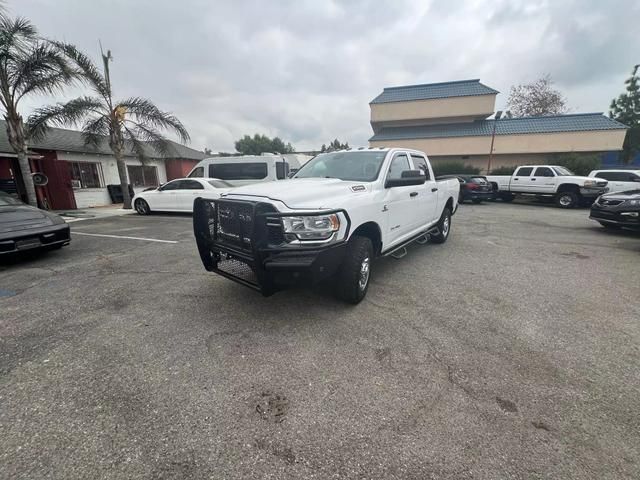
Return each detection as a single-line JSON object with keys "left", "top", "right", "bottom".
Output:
{"left": 590, "top": 189, "right": 640, "bottom": 231}
{"left": 436, "top": 175, "right": 494, "bottom": 204}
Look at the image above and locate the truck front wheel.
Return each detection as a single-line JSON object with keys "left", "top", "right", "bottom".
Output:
{"left": 430, "top": 207, "right": 452, "bottom": 244}
{"left": 336, "top": 236, "right": 373, "bottom": 304}
{"left": 555, "top": 191, "right": 578, "bottom": 208}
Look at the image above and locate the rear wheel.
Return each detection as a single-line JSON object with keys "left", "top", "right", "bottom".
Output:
{"left": 458, "top": 191, "right": 464, "bottom": 204}
{"left": 135, "top": 199, "right": 150, "bottom": 215}
{"left": 336, "top": 236, "right": 373, "bottom": 304}
{"left": 430, "top": 207, "right": 452, "bottom": 244}
{"left": 555, "top": 191, "right": 578, "bottom": 208}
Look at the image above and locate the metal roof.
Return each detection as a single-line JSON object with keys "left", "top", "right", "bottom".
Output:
{"left": 370, "top": 79, "right": 499, "bottom": 104}
{"left": 369, "top": 113, "right": 628, "bottom": 141}
{"left": 0, "top": 120, "right": 205, "bottom": 160}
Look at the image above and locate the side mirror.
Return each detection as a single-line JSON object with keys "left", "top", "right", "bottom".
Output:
{"left": 385, "top": 170, "right": 426, "bottom": 188}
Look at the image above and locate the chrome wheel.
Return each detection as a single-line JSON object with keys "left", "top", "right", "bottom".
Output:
{"left": 442, "top": 215, "right": 450, "bottom": 237}
{"left": 358, "top": 256, "right": 370, "bottom": 291}
{"left": 559, "top": 194, "right": 572, "bottom": 207}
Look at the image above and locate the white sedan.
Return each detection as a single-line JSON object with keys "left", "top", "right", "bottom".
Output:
{"left": 132, "top": 178, "right": 232, "bottom": 214}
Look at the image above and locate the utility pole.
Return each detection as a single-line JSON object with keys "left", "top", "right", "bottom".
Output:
{"left": 487, "top": 110, "right": 503, "bottom": 174}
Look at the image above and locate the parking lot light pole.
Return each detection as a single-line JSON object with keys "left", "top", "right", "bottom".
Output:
{"left": 487, "top": 110, "right": 503, "bottom": 174}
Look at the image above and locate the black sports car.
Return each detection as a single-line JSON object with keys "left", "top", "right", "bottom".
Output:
{"left": 590, "top": 189, "right": 640, "bottom": 231}
{"left": 0, "top": 192, "right": 70, "bottom": 255}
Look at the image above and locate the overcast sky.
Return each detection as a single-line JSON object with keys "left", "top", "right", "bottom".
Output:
{"left": 9, "top": 0, "right": 639, "bottom": 152}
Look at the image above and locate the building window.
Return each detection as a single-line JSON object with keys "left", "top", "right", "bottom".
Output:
{"left": 69, "top": 162, "right": 104, "bottom": 188}
{"left": 127, "top": 165, "right": 159, "bottom": 187}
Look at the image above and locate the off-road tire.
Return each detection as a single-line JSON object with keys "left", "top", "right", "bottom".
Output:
{"left": 336, "top": 236, "right": 373, "bottom": 304}
{"left": 431, "top": 207, "right": 452, "bottom": 244}
{"left": 555, "top": 191, "right": 578, "bottom": 208}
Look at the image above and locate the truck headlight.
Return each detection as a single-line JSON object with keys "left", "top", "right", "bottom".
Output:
{"left": 282, "top": 214, "right": 341, "bottom": 241}
{"left": 584, "top": 180, "right": 597, "bottom": 187}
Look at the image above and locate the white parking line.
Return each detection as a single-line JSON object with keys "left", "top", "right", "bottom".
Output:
{"left": 72, "top": 232, "right": 178, "bottom": 244}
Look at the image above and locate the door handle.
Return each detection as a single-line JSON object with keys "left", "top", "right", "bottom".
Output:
{"left": 410, "top": 192, "right": 418, "bottom": 197}
{"left": 531, "top": 178, "right": 536, "bottom": 181}
{"left": 514, "top": 178, "right": 519, "bottom": 181}
{"left": 431, "top": 188, "right": 438, "bottom": 192}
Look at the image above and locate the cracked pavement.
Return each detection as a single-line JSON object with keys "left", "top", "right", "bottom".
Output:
{"left": 1, "top": 202, "right": 639, "bottom": 479}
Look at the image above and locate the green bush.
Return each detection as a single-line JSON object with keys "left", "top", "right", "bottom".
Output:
{"left": 432, "top": 161, "right": 480, "bottom": 177}
{"left": 551, "top": 153, "right": 602, "bottom": 176}
{"left": 489, "top": 165, "right": 517, "bottom": 175}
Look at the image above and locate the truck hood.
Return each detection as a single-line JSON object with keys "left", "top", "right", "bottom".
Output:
{"left": 222, "top": 178, "right": 370, "bottom": 209}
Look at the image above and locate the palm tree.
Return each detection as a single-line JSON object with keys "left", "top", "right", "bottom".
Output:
{"left": 29, "top": 44, "right": 190, "bottom": 209}
{"left": 0, "top": 15, "right": 74, "bottom": 206}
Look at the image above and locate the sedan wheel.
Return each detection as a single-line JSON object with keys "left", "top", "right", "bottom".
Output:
{"left": 135, "top": 199, "right": 150, "bottom": 215}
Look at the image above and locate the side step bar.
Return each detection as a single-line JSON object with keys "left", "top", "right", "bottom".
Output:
{"left": 383, "top": 227, "right": 439, "bottom": 258}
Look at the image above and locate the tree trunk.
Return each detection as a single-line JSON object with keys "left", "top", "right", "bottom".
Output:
{"left": 5, "top": 115, "right": 38, "bottom": 207}
{"left": 16, "top": 148, "right": 38, "bottom": 207}
{"left": 114, "top": 151, "right": 132, "bottom": 209}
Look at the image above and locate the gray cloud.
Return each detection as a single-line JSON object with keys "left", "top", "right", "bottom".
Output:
{"left": 10, "top": 0, "right": 638, "bottom": 151}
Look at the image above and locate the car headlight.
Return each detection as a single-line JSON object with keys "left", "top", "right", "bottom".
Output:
{"left": 624, "top": 199, "right": 640, "bottom": 206}
{"left": 282, "top": 213, "right": 341, "bottom": 241}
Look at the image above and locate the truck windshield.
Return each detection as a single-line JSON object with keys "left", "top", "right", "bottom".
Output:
{"left": 552, "top": 166, "right": 574, "bottom": 176}
{"left": 293, "top": 151, "right": 387, "bottom": 182}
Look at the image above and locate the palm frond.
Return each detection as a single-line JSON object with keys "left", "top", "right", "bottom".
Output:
{"left": 122, "top": 120, "right": 177, "bottom": 159}
{"left": 27, "top": 96, "right": 105, "bottom": 141}
{"left": 52, "top": 41, "right": 110, "bottom": 100}
{"left": 122, "top": 125, "right": 149, "bottom": 162}
{"left": 82, "top": 115, "right": 110, "bottom": 150}
{"left": 118, "top": 97, "right": 190, "bottom": 144}
{"left": 0, "top": 16, "right": 37, "bottom": 56}
{"left": 12, "top": 42, "right": 74, "bottom": 100}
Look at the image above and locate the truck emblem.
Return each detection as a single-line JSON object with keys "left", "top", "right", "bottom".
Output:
{"left": 351, "top": 185, "right": 366, "bottom": 192}
{"left": 382, "top": 205, "right": 388, "bottom": 212}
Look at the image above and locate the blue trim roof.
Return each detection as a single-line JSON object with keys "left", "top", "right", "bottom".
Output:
{"left": 369, "top": 113, "right": 628, "bottom": 141}
{"left": 370, "top": 79, "right": 498, "bottom": 104}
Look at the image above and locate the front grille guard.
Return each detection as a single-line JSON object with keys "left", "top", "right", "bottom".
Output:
{"left": 193, "top": 197, "right": 350, "bottom": 295}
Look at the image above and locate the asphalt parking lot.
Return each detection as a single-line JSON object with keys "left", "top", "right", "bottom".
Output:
{"left": 1, "top": 201, "right": 639, "bottom": 479}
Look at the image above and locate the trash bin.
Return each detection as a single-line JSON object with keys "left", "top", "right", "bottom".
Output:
{"left": 107, "top": 184, "right": 135, "bottom": 204}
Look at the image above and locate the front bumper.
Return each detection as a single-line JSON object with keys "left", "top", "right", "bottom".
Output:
{"left": 193, "top": 198, "right": 350, "bottom": 295}
{"left": 590, "top": 205, "right": 640, "bottom": 230}
{"left": 580, "top": 186, "right": 608, "bottom": 198}
{"left": 0, "top": 224, "right": 70, "bottom": 254}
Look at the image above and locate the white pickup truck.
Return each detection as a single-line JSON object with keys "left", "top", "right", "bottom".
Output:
{"left": 193, "top": 148, "right": 459, "bottom": 303}
{"left": 486, "top": 165, "right": 609, "bottom": 208}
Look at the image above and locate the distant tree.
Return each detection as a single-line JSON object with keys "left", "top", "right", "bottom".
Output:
{"left": 234, "top": 133, "right": 294, "bottom": 155}
{"left": 0, "top": 15, "right": 74, "bottom": 206}
{"left": 321, "top": 138, "right": 349, "bottom": 152}
{"left": 507, "top": 74, "right": 568, "bottom": 117}
{"left": 28, "top": 44, "right": 190, "bottom": 209}
{"left": 610, "top": 65, "right": 640, "bottom": 164}
{"left": 203, "top": 147, "right": 212, "bottom": 155}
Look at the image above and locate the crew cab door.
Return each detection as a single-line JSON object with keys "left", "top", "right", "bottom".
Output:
{"left": 410, "top": 154, "right": 438, "bottom": 224}
{"left": 382, "top": 152, "right": 419, "bottom": 245}
{"left": 531, "top": 167, "right": 557, "bottom": 193}
{"left": 511, "top": 166, "right": 533, "bottom": 192}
